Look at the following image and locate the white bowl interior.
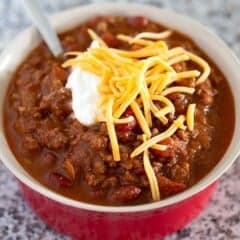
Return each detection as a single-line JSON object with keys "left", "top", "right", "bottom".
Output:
{"left": 0, "top": 3, "right": 240, "bottom": 213}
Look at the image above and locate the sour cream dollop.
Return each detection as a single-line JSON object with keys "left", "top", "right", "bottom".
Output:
{"left": 65, "top": 41, "right": 101, "bottom": 125}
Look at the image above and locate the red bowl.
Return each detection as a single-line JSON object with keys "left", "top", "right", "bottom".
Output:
{"left": 19, "top": 181, "right": 218, "bottom": 240}
{"left": 0, "top": 3, "right": 240, "bottom": 240}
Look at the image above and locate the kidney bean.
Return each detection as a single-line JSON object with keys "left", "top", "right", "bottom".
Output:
{"left": 157, "top": 175, "right": 186, "bottom": 197}
{"left": 134, "top": 167, "right": 146, "bottom": 175}
{"left": 100, "top": 32, "right": 119, "bottom": 47}
{"left": 87, "top": 17, "right": 99, "bottom": 28}
{"left": 127, "top": 16, "right": 148, "bottom": 28}
{"left": 167, "top": 93, "right": 188, "bottom": 114}
{"left": 116, "top": 107, "right": 137, "bottom": 132}
{"left": 116, "top": 120, "right": 137, "bottom": 132}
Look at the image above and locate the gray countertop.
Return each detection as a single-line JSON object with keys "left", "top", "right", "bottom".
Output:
{"left": 0, "top": 0, "right": 240, "bottom": 239}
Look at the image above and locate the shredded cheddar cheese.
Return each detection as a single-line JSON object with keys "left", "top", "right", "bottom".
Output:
{"left": 168, "top": 54, "right": 190, "bottom": 65}
{"left": 150, "top": 144, "right": 168, "bottom": 151}
{"left": 142, "top": 134, "right": 160, "bottom": 201}
{"left": 87, "top": 29, "right": 107, "bottom": 47}
{"left": 131, "top": 30, "right": 173, "bottom": 41}
{"left": 186, "top": 104, "right": 196, "bottom": 131}
{"left": 63, "top": 28, "right": 211, "bottom": 201}
{"left": 130, "top": 101, "right": 151, "bottom": 138}
{"left": 117, "top": 34, "right": 153, "bottom": 46}
{"left": 161, "top": 86, "right": 195, "bottom": 96}
{"left": 114, "top": 116, "right": 135, "bottom": 124}
{"left": 105, "top": 98, "right": 121, "bottom": 161}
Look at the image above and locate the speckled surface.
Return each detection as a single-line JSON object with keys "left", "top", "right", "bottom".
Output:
{"left": 0, "top": 0, "right": 240, "bottom": 239}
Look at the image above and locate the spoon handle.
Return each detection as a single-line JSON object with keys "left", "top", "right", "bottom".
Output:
{"left": 22, "top": 0, "right": 63, "bottom": 57}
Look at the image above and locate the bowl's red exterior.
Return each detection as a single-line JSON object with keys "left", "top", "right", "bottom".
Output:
{"left": 18, "top": 181, "right": 217, "bottom": 240}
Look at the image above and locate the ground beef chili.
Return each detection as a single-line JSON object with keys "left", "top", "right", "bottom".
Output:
{"left": 4, "top": 16, "right": 235, "bottom": 206}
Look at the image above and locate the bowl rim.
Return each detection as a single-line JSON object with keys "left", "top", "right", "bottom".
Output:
{"left": 0, "top": 2, "right": 240, "bottom": 213}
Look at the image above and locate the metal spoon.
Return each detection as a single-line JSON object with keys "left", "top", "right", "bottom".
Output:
{"left": 22, "top": 0, "right": 63, "bottom": 57}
